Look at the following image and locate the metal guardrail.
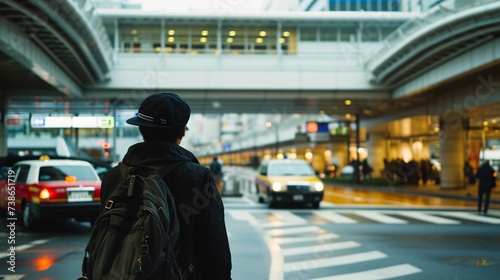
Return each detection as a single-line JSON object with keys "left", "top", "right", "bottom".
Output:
{"left": 221, "top": 167, "right": 257, "bottom": 197}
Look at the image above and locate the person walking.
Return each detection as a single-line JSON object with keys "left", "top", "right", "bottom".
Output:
{"left": 209, "top": 157, "right": 223, "bottom": 194}
{"left": 100, "top": 92, "right": 232, "bottom": 279}
{"left": 475, "top": 160, "right": 496, "bottom": 215}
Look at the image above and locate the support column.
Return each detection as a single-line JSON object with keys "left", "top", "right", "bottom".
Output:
{"left": 311, "top": 145, "right": 326, "bottom": 174}
{"left": 439, "top": 117, "right": 465, "bottom": 189}
{"left": 367, "top": 132, "right": 386, "bottom": 178}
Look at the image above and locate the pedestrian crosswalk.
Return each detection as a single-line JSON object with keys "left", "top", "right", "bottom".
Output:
{"left": 228, "top": 209, "right": 433, "bottom": 279}
{"left": 228, "top": 208, "right": 500, "bottom": 225}
{"left": 225, "top": 197, "right": 499, "bottom": 279}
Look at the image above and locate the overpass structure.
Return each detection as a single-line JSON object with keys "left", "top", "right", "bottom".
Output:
{"left": 1, "top": 0, "right": 500, "bottom": 189}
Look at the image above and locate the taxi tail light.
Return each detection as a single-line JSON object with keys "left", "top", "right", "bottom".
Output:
{"left": 39, "top": 188, "right": 51, "bottom": 199}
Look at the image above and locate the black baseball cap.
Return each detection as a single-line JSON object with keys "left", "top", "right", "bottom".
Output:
{"left": 126, "top": 93, "right": 191, "bottom": 128}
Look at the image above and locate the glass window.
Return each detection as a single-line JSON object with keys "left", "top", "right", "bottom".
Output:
{"left": 339, "top": 26, "right": 357, "bottom": 42}
{"left": 119, "top": 24, "right": 161, "bottom": 53}
{"left": 191, "top": 25, "right": 217, "bottom": 54}
{"left": 381, "top": 24, "right": 400, "bottom": 40}
{"left": 38, "top": 165, "right": 98, "bottom": 181}
{"left": 269, "top": 162, "right": 315, "bottom": 176}
{"left": 15, "top": 165, "right": 30, "bottom": 183}
{"left": 281, "top": 27, "right": 296, "bottom": 54}
{"left": 223, "top": 25, "right": 246, "bottom": 54}
{"left": 300, "top": 27, "right": 317, "bottom": 41}
{"left": 165, "top": 24, "right": 189, "bottom": 53}
{"left": 247, "top": 26, "right": 276, "bottom": 54}
{"left": 320, "top": 27, "right": 337, "bottom": 41}
{"left": 361, "top": 23, "right": 380, "bottom": 42}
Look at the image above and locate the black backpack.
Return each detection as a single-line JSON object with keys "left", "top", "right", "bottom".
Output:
{"left": 79, "top": 163, "right": 181, "bottom": 280}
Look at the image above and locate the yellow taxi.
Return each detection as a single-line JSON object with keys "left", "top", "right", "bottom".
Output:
{"left": 255, "top": 159, "right": 324, "bottom": 208}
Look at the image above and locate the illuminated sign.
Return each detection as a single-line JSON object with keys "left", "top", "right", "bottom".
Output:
{"left": 30, "top": 116, "right": 114, "bottom": 128}
{"left": 306, "top": 122, "right": 329, "bottom": 133}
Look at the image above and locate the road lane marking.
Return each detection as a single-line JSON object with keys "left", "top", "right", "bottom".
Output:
{"left": 227, "top": 209, "right": 284, "bottom": 280}
{"left": 311, "top": 263, "right": 422, "bottom": 280}
{"left": 274, "top": 233, "right": 339, "bottom": 245}
{"left": 354, "top": 211, "right": 408, "bottom": 224}
{"left": 438, "top": 212, "right": 500, "bottom": 224}
{"left": 313, "top": 211, "right": 358, "bottom": 224}
{"left": 0, "top": 239, "right": 50, "bottom": 259}
{"left": 0, "top": 275, "right": 25, "bottom": 280}
{"left": 260, "top": 211, "right": 309, "bottom": 228}
{"left": 397, "top": 212, "right": 460, "bottom": 224}
{"left": 281, "top": 241, "right": 360, "bottom": 257}
{"left": 267, "top": 226, "right": 323, "bottom": 237}
{"left": 284, "top": 251, "right": 387, "bottom": 272}
{"left": 227, "top": 210, "right": 259, "bottom": 223}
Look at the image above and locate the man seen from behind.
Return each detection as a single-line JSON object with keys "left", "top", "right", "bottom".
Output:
{"left": 101, "top": 92, "right": 232, "bottom": 279}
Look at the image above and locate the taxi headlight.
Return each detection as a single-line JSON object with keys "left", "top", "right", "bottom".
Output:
{"left": 272, "top": 182, "right": 282, "bottom": 192}
{"left": 314, "top": 182, "right": 324, "bottom": 191}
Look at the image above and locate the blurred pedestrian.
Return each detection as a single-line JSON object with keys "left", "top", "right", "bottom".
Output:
{"left": 463, "top": 160, "right": 474, "bottom": 196}
{"left": 101, "top": 93, "right": 232, "bottom": 279}
{"left": 361, "top": 159, "right": 373, "bottom": 181}
{"left": 475, "top": 160, "right": 496, "bottom": 215}
{"left": 209, "top": 157, "right": 223, "bottom": 194}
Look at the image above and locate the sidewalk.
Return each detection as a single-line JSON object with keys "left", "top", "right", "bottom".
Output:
{"left": 326, "top": 181, "right": 500, "bottom": 206}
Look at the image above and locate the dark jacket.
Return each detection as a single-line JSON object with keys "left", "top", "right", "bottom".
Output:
{"left": 475, "top": 162, "right": 496, "bottom": 190}
{"left": 101, "top": 141, "right": 232, "bottom": 280}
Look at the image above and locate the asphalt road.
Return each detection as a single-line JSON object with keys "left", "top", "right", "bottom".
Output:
{"left": 1, "top": 190, "right": 500, "bottom": 280}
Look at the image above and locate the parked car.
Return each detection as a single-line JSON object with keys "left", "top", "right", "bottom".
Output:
{"left": 0, "top": 156, "right": 102, "bottom": 229}
{"left": 255, "top": 159, "right": 324, "bottom": 208}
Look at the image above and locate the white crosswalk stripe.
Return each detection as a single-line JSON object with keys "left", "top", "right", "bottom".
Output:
{"left": 281, "top": 241, "right": 361, "bottom": 257}
{"left": 260, "top": 210, "right": 309, "bottom": 228}
{"left": 310, "top": 264, "right": 423, "bottom": 280}
{"left": 312, "top": 211, "right": 358, "bottom": 224}
{"left": 284, "top": 251, "right": 387, "bottom": 272}
{"left": 437, "top": 211, "right": 500, "bottom": 224}
{"left": 267, "top": 226, "right": 323, "bottom": 237}
{"left": 396, "top": 212, "right": 460, "bottom": 224}
{"left": 354, "top": 211, "right": 408, "bottom": 224}
{"left": 274, "top": 233, "right": 340, "bottom": 245}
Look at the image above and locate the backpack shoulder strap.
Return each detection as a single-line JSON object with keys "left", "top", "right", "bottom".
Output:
{"left": 118, "top": 161, "right": 190, "bottom": 181}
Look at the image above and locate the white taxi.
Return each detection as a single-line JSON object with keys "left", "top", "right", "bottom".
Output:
{"left": 0, "top": 156, "right": 101, "bottom": 229}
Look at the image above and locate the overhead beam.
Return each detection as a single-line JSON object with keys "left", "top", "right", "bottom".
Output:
{"left": 0, "top": 18, "right": 82, "bottom": 97}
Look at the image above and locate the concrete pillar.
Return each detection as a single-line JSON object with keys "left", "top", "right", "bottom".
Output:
{"left": 367, "top": 133, "right": 386, "bottom": 178}
{"left": 328, "top": 142, "right": 348, "bottom": 174}
{"left": 311, "top": 146, "right": 326, "bottom": 174}
{"left": 388, "top": 139, "right": 399, "bottom": 160}
{"left": 439, "top": 117, "right": 465, "bottom": 189}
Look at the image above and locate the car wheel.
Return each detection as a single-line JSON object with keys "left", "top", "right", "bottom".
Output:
{"left": 22, "top": 202, "right": 37, "bottom": 230}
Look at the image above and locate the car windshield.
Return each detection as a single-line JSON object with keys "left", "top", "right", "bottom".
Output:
{"left": 268, "top": 162, "right": 315, "bottom": 176}
{"left": 39, "top": 165, "right": 99, "bottom": 181}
